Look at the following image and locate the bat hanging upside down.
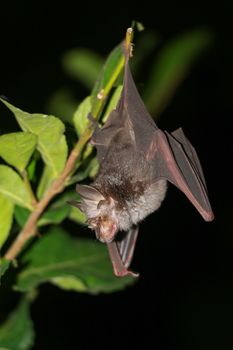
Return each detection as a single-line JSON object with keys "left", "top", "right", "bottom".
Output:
{"left": 69, "top": 31, "right": 214, "bottom": 277}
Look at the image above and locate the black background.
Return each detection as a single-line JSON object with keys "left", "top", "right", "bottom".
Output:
{"left": 0, "top": 1, "right": 233, "bottom": 349}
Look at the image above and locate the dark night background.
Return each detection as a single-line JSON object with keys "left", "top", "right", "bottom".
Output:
{"left": 0, "top": 1, "right": 233, "bottom": 349}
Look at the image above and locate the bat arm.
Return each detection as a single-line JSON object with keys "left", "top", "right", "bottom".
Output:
{"left": 107, "top": 242, "right": 138, "bottom": 277}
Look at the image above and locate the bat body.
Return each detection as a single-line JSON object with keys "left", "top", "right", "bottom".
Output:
{"left": 70, "top": 37, "right": 214, "bottom": 277}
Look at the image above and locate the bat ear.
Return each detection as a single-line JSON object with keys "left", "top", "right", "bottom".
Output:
{"left": 76, "top": 184, "right": 105, "bottom": 202}
{"left": 75, "top": 184, "right": 106, "bottom": 217}
{"left": 67, "top": 200, "right": 84, "bottom": 211}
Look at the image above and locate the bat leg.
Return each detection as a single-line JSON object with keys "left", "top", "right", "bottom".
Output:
{"left": 87, "top": 112, "right": 99, "bottom": 128}
{"left": 107, "top": 226, "right": 139, "bottom": 277}
{"left": 118, "top": 226, "right": 139, "bottom": 269}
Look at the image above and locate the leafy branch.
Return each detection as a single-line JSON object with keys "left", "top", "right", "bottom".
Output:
{"left": 2, "top": 28, "right": 134, "bottom": 262}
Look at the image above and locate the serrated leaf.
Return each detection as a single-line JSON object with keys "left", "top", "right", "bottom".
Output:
{"left": 0, "top": 132, "right": 37, "bottom": 173}
{"left": 143, "top": 29, "right": 212, "bottom": 115}
{"left": 1, "top": 99, "right": 68, "bottom": 178}
{"left": 102, "top": 85, "right": 122, "bottom": 123}
{"left": 0, "top": 194, "right": 14, "bottom": 248}
{"left": 73, "top": 96, "right": 91, "bottom": 136}
{"left": 62, "top": 49, "right": 103, "bottom": 89}
{"left": 0, "top": 298, "right": 34, "bottom": 350}
{"left": 0, "top": 165, "right": 32, "bottom": 210}
{"left": 0, "top": 259, "right": 10, "bottom": 281}
{"left": 16, "top": 227, "right": 134, "bottom": 294}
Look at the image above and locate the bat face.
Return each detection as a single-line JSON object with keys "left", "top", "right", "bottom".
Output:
{"left": 70, "top": 32, "right": 214, "bottom": 278}
{"left": 75, "top": 179, "right": 167, "bottom": 243}
{"left": 72, "top": 185, "right": 118, "bottom": 243}
{"left": 87, "top": 196, "right": 118, "bottom": 243}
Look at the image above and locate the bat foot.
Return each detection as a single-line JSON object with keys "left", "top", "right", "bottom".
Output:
{"left": 87, "top": 113, "right": 99, "bottom": 129}
{"left": 113, "top": 267, "right": 139, "bottom": 278}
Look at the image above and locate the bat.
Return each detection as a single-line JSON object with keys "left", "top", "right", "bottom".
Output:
{"left": 69, "top": 35, "right": 214, "bottom": 277}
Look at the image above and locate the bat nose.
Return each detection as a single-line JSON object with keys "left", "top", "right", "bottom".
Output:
{"left": 95, "top": 222, "right": 117, "bottom": 243}
{"left": 95, "top": 229, "right": 114, "bottom": 243}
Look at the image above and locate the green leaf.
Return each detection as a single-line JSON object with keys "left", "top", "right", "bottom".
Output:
{"left": 73, "top": 96, "right": 91, "bottom": 136}
{"left": 131, "top": 31, "right": 160, "bottom": 72}
{"left": 38, "top": 204, "right": 70, "bottom": 226}
{"left": 62, "top": 49, "right": 103, "bottom": 90}
{"left": 0, "top": 259, "right": 10, "bottom": 281}
{"left": 0, "top": 132, "right": 37, "bottom": 173}
{"left": 0, "top": 194, "right": 14, "bottom": 248}
{"left": 0, "top": 165, "right": 32, "bottom": 210}
{"left": 14, "top": 206, "right": 30, "bottom": 228}
{"left": 68, "top": 206, "right": 86, "bottom": 225}
{"left": 41, "top": 189, "right": 86, "bottom": 225}
{"left": 88, "top": 157, "right": 99, "bottom": 178}
{"left": 26, "top": 158, "right": 36, "bottom": 181}
{"left": 0, "top": 298, "right": 34, "bottom": 350}
{"left": 50, "top": 275, "right": 87, "bottom": 291}
{"left": 132, "top": 20, "right": 145, "bottom": 32}
{"left": 102, "top": 85, "right": 122, "bottom": 123}
{"left": 143, "top": 29, "right": 212, "bottom": 116}
{"left": 69, "top": 156, "right": 99, "bottom": 185}
{"left": 16, "top": 227, "right": 134, "bottom": 294}
{"left": 36, "top": 165, "right": 54, "bottom": 199}
{"left": 1, "top": 99, "right": 68, "bottom": 178}
{"left": 36, "top": 189, "right": 76, "bottom": 226}
{"left": 46, "top": 88, "right": 78, "bottom": 125}
{"left": 91, "top": 43, "right": 124, "bottom": 117}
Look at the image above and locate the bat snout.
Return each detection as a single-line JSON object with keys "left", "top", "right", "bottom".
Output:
{"left": 95, "top": 218, "right": 118, "bottom": 243}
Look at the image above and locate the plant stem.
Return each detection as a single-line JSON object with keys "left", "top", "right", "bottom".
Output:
{"left": 90, "top": 28, "right": 134, "bottom": 120}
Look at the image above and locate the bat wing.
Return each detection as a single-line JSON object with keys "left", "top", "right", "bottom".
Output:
{"left": 148, "top": 127, "right": 214, "bottom": 221}
{"left": 92, "top": 53, "right": 214, "bottom": 221}
{"left": 91, "top": 53, "right": 158, "bottom": 164}
{"left": 107, "top": 226, "right": 139, "bottom": 277}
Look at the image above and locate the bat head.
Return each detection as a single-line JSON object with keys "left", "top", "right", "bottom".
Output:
{"left": 75, "top": 184, "right": 118, "bottom": 243}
